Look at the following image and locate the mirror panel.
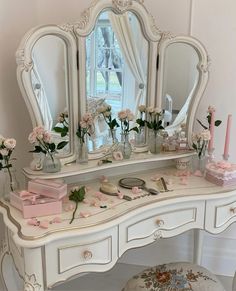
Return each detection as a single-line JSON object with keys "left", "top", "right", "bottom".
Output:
{"left": 85, "top": 11, "right": 148, "bottom": 150}
{"left": 161, "top": 43, "right": 199, "bottom": 133}
{"left": 31, "top": 35, "right": 70, "bottom": 155}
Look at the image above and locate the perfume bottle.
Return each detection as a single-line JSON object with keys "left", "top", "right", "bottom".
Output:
{"left": 177, "top": 131, "right": 188, "bottom": 151}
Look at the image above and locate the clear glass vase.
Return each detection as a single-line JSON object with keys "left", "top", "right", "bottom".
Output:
{"left": 0, "top": 168, "right": 19, "bottom": 201}
{"left": 148, "top": 131, "right": 163, "bottom": 154}
{"left": 192, "top": 155, "right": 207, "bottom": 175}
{"left": 106, "top": 128, "right": 118, "bottom": 146}
{"left": 134, "top": 127, "right": 146, "bottom": 147}
{"left": 77, "top": 141, "right": 88, "bottom": 164}
{"left": 119, "top": 133, "right": 132, "bottom": 159}
{"left": 42, "top": 152, "right": 61, "bottom": 173}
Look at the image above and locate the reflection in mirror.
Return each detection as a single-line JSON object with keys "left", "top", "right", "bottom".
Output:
{"left": 162, "top": 43, "right": 199, "bottom": 133}
{"left": 31, "top": 35, "right": 70, "bottom": 155}
{"left": 85, "top": 11, "right": 148, "bottom": 151}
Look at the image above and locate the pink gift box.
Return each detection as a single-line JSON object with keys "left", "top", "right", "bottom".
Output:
{"left": 28, "top": 179, "right": 67, "bottom": 200}
{"left": 205, "top": 172, "right": 236, "bottom": 187}
{"left": 10, "top": 191, "right": 62, "bottom": 218}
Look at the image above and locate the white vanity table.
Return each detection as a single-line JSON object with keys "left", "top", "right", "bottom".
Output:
{"left": 1, "top": 157, "right": 236, "bottom": 290}
{"left": 1, "top": 0, "right": 225, "bottom": 290}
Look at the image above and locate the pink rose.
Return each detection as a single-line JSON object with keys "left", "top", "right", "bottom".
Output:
{"left": 118, "top": 110, "right": 127, "bottom": 120}
{"left": 28, "top": 132, "right": 37, "bottom": 144}
{"left": 80, "top": 121, "right": 87, "bottom": 129}
{"left": 83, "top": 113, "right": 93, "bottom": 122}
{"left": 4, "top": 138, "right": 16, "bottom": 149}
{"left": 43, "top": 132, "right": 51, "bottom": 143}
{"left": 33, "top": 126, "right": 45, "bottom": 139}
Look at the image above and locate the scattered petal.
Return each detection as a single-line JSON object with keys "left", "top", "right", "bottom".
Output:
{"left": 179, "top": 177, "right": 188, "bottom": 185}
{"left": 39, "top": 220, "right": 49, "bottom": 229}
{"left": 80, "top": 211, "right": 91, "bottom": 218}
{"left": 27, "top": 218, "right": 38, "bottom": 226}
{"left": 90, "top": 199, "right": 100, "bottom": 207}
{"left": 194, "top": 170, "right": 203, "bottom": 177}
{"left": 51, "top": 217, "right": 62, "bottom": 224}
{"left": 117, "top": 192, "right": 124, "bottom": 199}
{"left": 131, "top": 187, "right": 142, "bottom": 194}
{"left": 83, "top": 198, "right": 90, "bottom": 204}
{"left": 64, "top": 203, "right": 75, "bottom": 211}
{"left": 99, "top": 175, "right": 108, "bottom": 183}
{"left": 151, "top": 174, "right": 161, "bottom": 181}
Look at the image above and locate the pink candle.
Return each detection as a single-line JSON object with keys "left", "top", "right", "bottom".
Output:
{"left": 223, "top": 114, "right": 232, "bottom": 160}
{"left": 208, "top": 110, "right": 215, "bottom": 151}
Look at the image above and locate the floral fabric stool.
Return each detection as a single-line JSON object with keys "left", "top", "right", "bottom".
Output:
{"left": 122, "top": 262, "right": 225, "bottom": 291}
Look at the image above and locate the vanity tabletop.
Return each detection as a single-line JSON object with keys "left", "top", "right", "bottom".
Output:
{"left": 1, "top": 166, "right": 236, "bottom": 247}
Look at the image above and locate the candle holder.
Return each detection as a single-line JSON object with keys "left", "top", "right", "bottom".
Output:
{"left": 207, "top": 148, "right": 215, "bottom": 163}
{"left": 223, "top": 154, "right": 229, "bottom": 161}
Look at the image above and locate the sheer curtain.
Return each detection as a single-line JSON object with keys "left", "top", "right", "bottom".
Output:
{"left": 108, "top": 12, "right": 146, "bottom": 112}
{"left": 31, "top": 67, "right": 53, "bottom": 131}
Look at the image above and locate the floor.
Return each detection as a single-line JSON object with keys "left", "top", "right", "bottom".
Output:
{"left": 53, "top": 263, "right": 233, "bottom": 291}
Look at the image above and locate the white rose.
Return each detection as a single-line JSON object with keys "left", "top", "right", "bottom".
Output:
{"left": 146, "top": 107, "right": 154, "bottom": 114}
{"left": 154, "top": 107, "right": 162, "bottom": 115}
{"left": 0, "top": 148, "right": 9, "bottom": 156}
{"left": 138, "top": 105, "right": 146, "bottom": 113}
{"left": 80, "top": 121, "right": 87, "bottom": 129}
{"left": 4, "top": 138, "right": 16, "bottom": 149}
{"left": 201, "top": 129, "right": 211, "bottom": 141}
{"left": 127, "top": 112, "right": 134, "bottom": 121}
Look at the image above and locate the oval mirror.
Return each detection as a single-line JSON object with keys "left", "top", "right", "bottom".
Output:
{"left": 85, "top": 10, "right": 149, "bottom": 152}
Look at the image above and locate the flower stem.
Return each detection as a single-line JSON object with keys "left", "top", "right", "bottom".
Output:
{"left": 6, "top": 166, "right": 13, "bottom": 191}
{"left": 69, "top": 202, "right": 78, "bottom": 224}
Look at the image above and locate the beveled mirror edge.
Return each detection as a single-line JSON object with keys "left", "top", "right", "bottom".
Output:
{"left": 16, "top": 25, "right": 79, "bottom": 165}
{"left": 156, "top": 33, "right": 210, "bottom": 147}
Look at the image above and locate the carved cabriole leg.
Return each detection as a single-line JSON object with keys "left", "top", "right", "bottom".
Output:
{"left": 193, "top": 229, "right": 204, "bottom": 265}
{"left": 0, "top": 227, "right": 9, "bottom": 291}
{"left": 24, "top": 247, "right": 46, "bottom": 291}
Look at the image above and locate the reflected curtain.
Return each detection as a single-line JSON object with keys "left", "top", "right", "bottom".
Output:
{"left": 108, "top": 12, "right": 146, "bottom": 112}
{"left": 31, "top": 67, "right": 53, "bottom": 131}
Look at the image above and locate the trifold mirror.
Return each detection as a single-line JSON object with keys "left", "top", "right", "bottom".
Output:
{"left": 16, "top": 0, "right": 210, "bottom": 165}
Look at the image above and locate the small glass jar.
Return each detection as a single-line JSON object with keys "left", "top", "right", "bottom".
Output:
{"left": 42, "top": 152, "right": 61, "bottom": 173}
{"left": 148, "top": 131, "right": 163, "bottom": 154}
{"left": 119, "top": 133, "right": 132, "bottom": 159}
{"left": 107, "top": 128, "right": 118, "bottom": 145}
{"left": 192, "top": 155, "right": 207, "bottom": 175}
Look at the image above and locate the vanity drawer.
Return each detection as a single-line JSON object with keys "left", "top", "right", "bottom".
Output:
{"left": 205, "top": 193, "right": 236, "bottom": 233}
{"left": 45, "top": 227, "right": 118, "bottom": 287}
{"left": 119, "top": 200, "right": 205, "bottom": 255}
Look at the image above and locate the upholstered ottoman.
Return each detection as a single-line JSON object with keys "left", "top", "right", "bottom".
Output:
{"left": 122, "top": 262, "right": 225, "bottom": 291}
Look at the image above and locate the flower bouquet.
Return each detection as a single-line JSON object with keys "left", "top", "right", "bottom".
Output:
{"left": 28, "top": 126, "right": 68, "bottom": 173}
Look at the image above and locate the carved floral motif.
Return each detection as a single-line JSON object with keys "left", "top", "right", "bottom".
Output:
{"left": 16, "top": 49, "right": 33, "bottom": 72}
{"left": 24, "top": 274, "right": 41, "bottom": 291}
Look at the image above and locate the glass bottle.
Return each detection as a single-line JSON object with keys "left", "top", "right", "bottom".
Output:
{"left": 134, "top": 127, "right": 146, "bottom": 147}
{"left": 177, "top": 131, "right": 188, "bottom": 151}
{"left": 42, "top": 152, "right": 61, "bottom": 173}
{"left": 119, "top": 133, "right": 132, "bottom": 159}
{"left": 0, "top": 168, "right": 19, "bottom": 201}
{"left": 77, "top": 140, "right": 88, "bottom": 164}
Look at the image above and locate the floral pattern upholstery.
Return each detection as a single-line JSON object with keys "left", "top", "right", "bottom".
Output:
{"left": 122, "top": 262, "right": 225, "bottom": 291}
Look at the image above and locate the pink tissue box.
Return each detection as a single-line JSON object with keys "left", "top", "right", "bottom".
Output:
{"left": 10, "top": 191, "right": 62, "bottom": 218}
{"left": 28, "top": 179, "right": 67, "bottom": 200}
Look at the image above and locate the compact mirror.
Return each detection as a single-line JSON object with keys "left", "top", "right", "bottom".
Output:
{"left": 85, "top": 11, "right": 148, "bottom": 151}
{"left": 119, "top": 177, "right": 159, "bottom": 195}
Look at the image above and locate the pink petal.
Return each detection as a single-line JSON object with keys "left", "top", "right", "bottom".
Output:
{"left": 85, "top": 186, "right": 91, "bottom": 192}
{"left": 150, "top": 174, "right": 161, "bottom": 181}
{"left": 132, "top": 187, "right": 141, "bottom": 194}
{"left": 51, "top": 217, "right": 62, "bottom": 223}
{"left": 90, "top": 200, "right": 100, "bottom": 207}
{"left": 117, "top": 192, "right": 124, "bottom": 199}
{"left": 194, "top": 170, "right": 203, "bottom": 177}
{"left": 39, "top": 220, "right": 49, "bottom": 229}
{"left": 83, "top": 198, "right": 90, "bottom": 204}
{"left": 99, "top": 175, "right": 108, "bottom": 183}
{"left": 180, "top": 177, "right": 188, "bottom": 185}
{"left": 80, "top": 211, "right": 91, "bottom": 218}
{"left": 27, "top": 218, "right": 38, "bottom": 226}
{"left": 64, "top": 203, "right": 75, "bottom": 211}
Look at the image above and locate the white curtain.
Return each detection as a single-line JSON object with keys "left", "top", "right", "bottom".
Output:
{"left": 31, "top": 67, "right": 53, "bottom": 131}
{"left": 108, "top": 12, "right": 146, "bottom": 112}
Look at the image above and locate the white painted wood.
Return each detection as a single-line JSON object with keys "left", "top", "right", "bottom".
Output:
{"left": 2, "top": 165, "right": 236, "bottom": 289}
{"left": 193, "top": 229, "right": 204, "bottom": 265}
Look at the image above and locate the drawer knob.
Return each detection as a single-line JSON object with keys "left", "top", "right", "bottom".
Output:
{"left": 156, "top": 219, "right": 164, "bottom": 227}
{"left": 230, "top": 207, "right": 236, "bottom": 214}
{"left": 153, "top": 230, "right": 162, "bottom": 241}
{"left": 83, "top": 250, "right": 93, "bottom": 260}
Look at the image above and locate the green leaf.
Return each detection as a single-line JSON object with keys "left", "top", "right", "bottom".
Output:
{"left": 57, "top": 141, "right": 68, "bottom": 150}
{"left": 29, "top": 146, "right": 46, "bottom": 154}
{"left": 130, "top": 126, "right": 139, "bottom": 133}
{"left": 48, "top": 143, "right": 56, "bottom": 152}
{"left": 192, "top": 143, "right": 198, "bottom": 151}
{"left": 53, "top": 127, "right": 64, "bottom": 133}
{"left": 215, "top": 120, "right": 222, "bottom": 127}
{"left": 61, "top": 131, "right": 67, "bottom": 137}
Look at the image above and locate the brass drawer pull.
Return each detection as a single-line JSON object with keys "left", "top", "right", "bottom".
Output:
{"left": 230, "top": 207, "right": 236, "bottom": 214}
{"left": 156, "top": 219, "right": 164, "bottom": 227}
{"left": 83, "top": 250, "right": 93, "bottom": 260}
